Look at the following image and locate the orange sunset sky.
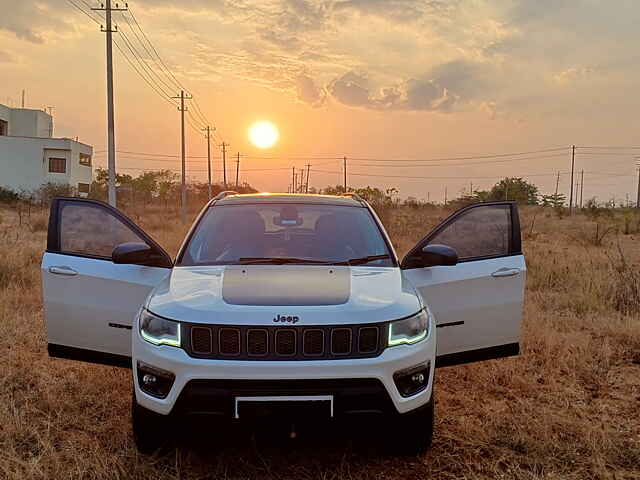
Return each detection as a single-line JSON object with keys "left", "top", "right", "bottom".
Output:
{"left": 2, "top": 0, "right": 640, "bottom": 202}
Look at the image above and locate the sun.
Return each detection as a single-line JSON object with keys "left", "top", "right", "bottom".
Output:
{"left": 249, "top": 121, "right": 279, "bottom": 149}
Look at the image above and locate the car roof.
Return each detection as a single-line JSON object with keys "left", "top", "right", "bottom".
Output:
{"left": 212, "top": 193, "right": 365, "bottom": 207}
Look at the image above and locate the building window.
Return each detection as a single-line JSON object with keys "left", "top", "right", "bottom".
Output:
{"left": 78, "top": 183, "right": 90, "bottom": 194}
{"left": 49, "top": 157, "right": 66, "bottom": 173}
{"left": 0, "top": 119, "right": 7, "bottom": 136}
{"left": 79, "top": 153, "right": 92, "bottom": 166}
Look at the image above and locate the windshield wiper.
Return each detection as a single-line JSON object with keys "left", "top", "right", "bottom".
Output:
{"left": 334, "top": 254, "right": 391, "bottom": 266}
{"left": 238, "top": 257, "right": 331, "bottom": 265}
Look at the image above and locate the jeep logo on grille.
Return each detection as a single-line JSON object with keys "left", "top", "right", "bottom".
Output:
{"left": 273, "top": 314, "right": 299, "bottom": 324}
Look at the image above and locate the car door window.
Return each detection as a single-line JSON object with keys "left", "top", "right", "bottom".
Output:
{"left": 426, "top": 204, "right": 512, "bottom": 261}
{"left": 58, "top": 201, "right": 150, "bottom": 259}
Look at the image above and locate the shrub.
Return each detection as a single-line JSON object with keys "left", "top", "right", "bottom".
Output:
{"left": 0, "top": 186, "right": 19, "bottom": 204}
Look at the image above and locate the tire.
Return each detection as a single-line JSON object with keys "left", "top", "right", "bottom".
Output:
{"left": 384, "top": 394, "right": 434, "bottom": 456}
{"left": 131, "top": 391, "right": 173, "bottom": 454}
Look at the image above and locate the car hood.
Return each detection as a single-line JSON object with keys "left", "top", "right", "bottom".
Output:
{"left": 146, "top": 265, "right": 421, "bottom": 326}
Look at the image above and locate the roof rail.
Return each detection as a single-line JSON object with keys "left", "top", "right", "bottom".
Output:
{"left": 213, "top": 190, "right": 239, "bottom": 201}
{"left": 341, "top": 192, "right": 366, "bottom": 205}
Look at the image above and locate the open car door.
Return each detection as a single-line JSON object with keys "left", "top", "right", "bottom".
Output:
{"left": 401, "top": 202, "right": 525, "bottom": 368}
{"left": 42, "top": 197, "right": 172, "bottom": 368}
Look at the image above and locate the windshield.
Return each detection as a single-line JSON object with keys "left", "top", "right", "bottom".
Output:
{"left": 178, "top": 203, "right": 395, "bottom": 267}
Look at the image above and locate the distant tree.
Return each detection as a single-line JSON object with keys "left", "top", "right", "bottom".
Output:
{"left": 0, "top": 186, "right": 19, "bottom": 204}
{"left": 322, "top": 185, "right": 347, "bottom": 195}
{"left": 540, "top": 193, "right": 566, "bottom": 208}
{"left": 488, "top": 177, "right": 539, "bottom": 205}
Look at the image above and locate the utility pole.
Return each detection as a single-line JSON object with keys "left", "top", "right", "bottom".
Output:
{"left": 171, "top": 90, "right": 193, "bottom": 223}
{"left": 569, "top": 145, "right": 575, "bottom": 215}
{"left": 305, "top": 164, "right": 311, "bottom": 193}
{"left": 21, "top": 90, "right": 25, "bottom": 108}
{"left": 555, "top": 171, "right": 560, "bottom": 196}
{"left": 203, "top": 126, "right": 213, "bottom": 199}
{"left": 343, "top": 156, "right": 347, "bottom": 193}
{"left": 220, "top": 142, "right": 228, "bottom": 188}
{"left": 470, "top": 181, "right": 473, "bottom": 196}
{"left": 635, "top": 159, "right": 640, "bottom": 209}
{"left": 579, "top": 170, "right": 584, "bottom": 209}
{"left": 292, "top": 167, "right": 296, "bottom": 193}
{"left": 235, "top": 152, "right": 240, "bottom": 188}
{"left": 93, "top": 0, "right": 127, "bottom": 207}
{"left": 444, "top": 187, "right": 447, "bottom": 205}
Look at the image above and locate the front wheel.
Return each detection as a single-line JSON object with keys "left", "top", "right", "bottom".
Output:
{"left": 132, "top": 391, "right": 173, "bottom": 454}
{"left": 384, "top": 395, "right": 434, "bottom": 456}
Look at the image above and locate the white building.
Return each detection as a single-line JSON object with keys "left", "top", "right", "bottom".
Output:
{"left": 0, "top": 104, "right": 93, "bottom": 196}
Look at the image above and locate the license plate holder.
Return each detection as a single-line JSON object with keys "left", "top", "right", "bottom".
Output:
{"left": 234, "top": 395, "right": 334, "bottom": 419}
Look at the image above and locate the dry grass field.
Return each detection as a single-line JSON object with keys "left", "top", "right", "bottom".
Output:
{"left": 0, "top": 200, "right": 638, "bottom": 479}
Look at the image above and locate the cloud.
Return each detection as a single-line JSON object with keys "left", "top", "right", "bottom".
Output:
{"left": 334, "top": 0, "right": 452, "bottom": 23}
{"left": 296, "top": 74, "right": 326, "bottom": 107}
{"left": 553, "top": 66, "right": 598, "bottom": 86}
{"left": 322, "top": 59, "right": 498, "bottom": 112}
{"left": 0, "top": 1, "right": 74, "bottom": 43}
{"left": 0, "top": 50, "right": 13, "bottom": 63}
{"left": 328, "top": 71, "right": 371, "bottom": 106}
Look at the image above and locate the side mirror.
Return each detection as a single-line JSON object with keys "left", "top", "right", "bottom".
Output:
{"left": 420, "top": 244, "right": 458, "bottom": 267}
{"left": 112, "top": 242, "right": 153, "bottom": 265}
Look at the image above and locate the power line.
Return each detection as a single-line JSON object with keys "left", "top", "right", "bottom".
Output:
{"left": 112, "top": 37, "right": 178, "bottom": 107}
{"left": 577, "top": 146, "right": 640, "bottom": 150}
{"left": 312, "top": 169, "right": 568, "bottom": 180}
{"left": 190, "top": 95, "right": 210, "bottom": 129}
{"left": 347, "top": 153, "right": 568, "bottom": 168}
{"left": 117, "top": 14, "right": 177, "bottom": 96}
{"left": 127, "top": 7, "right": 188, "bottom": 93}
{"left": 75, "top": 2, "right": 179, "bottom": 107}
{"left": 125, "top": 6, "right": 212, "bottom": 132}
{"left": 344, "top": 147, "right": 570, "bottom": 163}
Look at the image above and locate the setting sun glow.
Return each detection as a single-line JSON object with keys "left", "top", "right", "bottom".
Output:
{"left": 248, "top": 121, "right": 279, "bottom": 149}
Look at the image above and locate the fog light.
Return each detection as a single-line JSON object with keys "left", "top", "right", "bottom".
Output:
{"left": 137, "top": 361, "right": 175, "bottom": 399}
{"left": 393, "top": 362, "right": 430, "bottom": 398}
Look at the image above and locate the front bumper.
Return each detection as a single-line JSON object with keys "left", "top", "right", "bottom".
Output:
{"left": 132, "top": 327, "right": 435, "bottom": 417}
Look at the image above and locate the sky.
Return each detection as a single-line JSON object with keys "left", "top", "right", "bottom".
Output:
{"left": 1, "top": 0, "right": 640, "bottom": 203}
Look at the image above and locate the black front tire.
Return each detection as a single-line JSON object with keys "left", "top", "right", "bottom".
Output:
{"left": 384, "top": 395, "right": 434, "bottom": 456}
{"left": 132, "top": 391, "right": 173, "bottom": 454}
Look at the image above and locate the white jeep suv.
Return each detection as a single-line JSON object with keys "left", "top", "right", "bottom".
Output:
{"left": 42, "top": 193, "right": 525, "bottom": 454}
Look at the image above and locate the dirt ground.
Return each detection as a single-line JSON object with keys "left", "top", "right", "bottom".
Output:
{"left": 0, "top": 201, "right": 638, "bottom": 479}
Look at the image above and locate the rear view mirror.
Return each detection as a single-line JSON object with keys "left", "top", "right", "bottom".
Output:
{"left": 420, "top": 244, "right": 458, "bottom": 267}
{"left": 112, "top": 242, "right": 154, "bottom": 265}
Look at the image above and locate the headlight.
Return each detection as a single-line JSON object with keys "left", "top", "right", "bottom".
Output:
{"left": 388, "top": 309, "right": 430, "bottom": 346}
{"left": 139, "top": 309, "right": 181, "bottom": 347}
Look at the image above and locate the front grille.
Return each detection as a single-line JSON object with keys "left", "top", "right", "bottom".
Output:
{"left": 186, "top": 323, "right": 387, "bottom": 361}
